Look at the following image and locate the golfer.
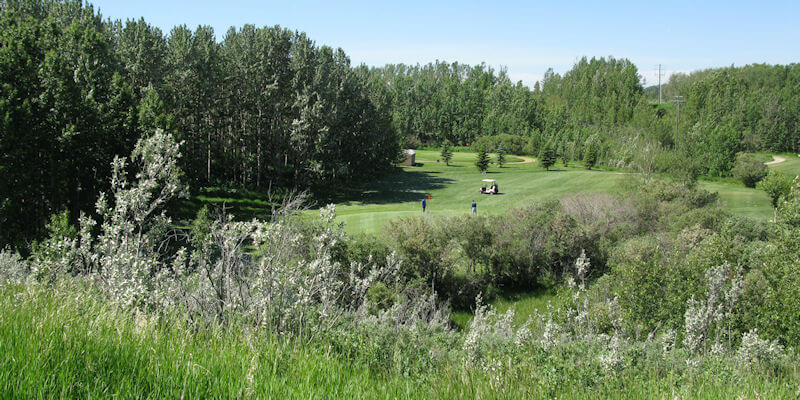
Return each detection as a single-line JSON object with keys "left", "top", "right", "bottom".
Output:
{"left": 471, "top": 200, "right": 477, "bottom": 214}
{"left": 421, "top": 197, "right": 427, "bottom": 213}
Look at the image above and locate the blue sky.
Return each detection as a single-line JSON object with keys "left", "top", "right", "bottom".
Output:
{"left": 91, "top": 0, "right": 799, "bottom": 87}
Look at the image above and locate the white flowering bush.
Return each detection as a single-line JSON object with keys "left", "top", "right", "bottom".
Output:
{"left": 683, "top": 262, "right": 742, "bottom": 354}
{"left": 85, "top": 130, "right": 187, "bottom": 308}
{"left": 0, "top": 248, "right": 28, "bottom": 286}
{"left": 463, "top": 294, "right": 532, "bottom": 366}
{"left": 737, "top": 329, "right": 785, "bottom": 366}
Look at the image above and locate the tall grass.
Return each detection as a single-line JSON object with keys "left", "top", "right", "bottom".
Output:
{"left": 0, "top": 284, "right": 421, "bottom": 399}
{"left": 2, "top": 284, "right": 798, "bottom": 399}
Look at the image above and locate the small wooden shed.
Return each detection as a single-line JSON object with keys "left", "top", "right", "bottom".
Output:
{"left": 400, "top": 149, "right": 415, "bottom": 166}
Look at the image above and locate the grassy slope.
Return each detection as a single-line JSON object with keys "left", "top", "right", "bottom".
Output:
{"left": 333, "top": 150, "right": 631, "bottom": 234}
{"left": 328, "top": 150, "right": 776, "bottom": 235}
{"left": 706, "top": 153, "right": 800, "bottom": 221}
{"left": 763, "top": 152, "right": 800, "bottom": 175}
{"left": 178, "top": 151, "right": 790, "bottom": 235}
{"left": 451, "top": 287, "right": 561, "bottom": 330}
{"left": 3, "top": 286, "right": 798, "bottom": 399}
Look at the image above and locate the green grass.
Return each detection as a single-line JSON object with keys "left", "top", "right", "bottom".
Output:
{"left": 764, "top": 152, "right": 800, "bottom": 176}
{"left": 174, "top": 150, "right": 782, "bottom": 235}
{"left": 700, "top": 180, "right": 773, "bottom": 220}
{"left": 451, "top": 287, "right": 561, "bottom": 330}
{"left": 0, "top": 285, "right": 420, "bottom": 399}
{"left": 323, "top": 150, "right": 775, "bottom": 235}
{"left": 330, "top": 150, "right": 631, "bottom": 234}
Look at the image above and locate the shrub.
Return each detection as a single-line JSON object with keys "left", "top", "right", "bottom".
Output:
{"left": 776, "top": 176, "right": 800, "bottom": 227}
{"left": 366, "top": 281, "right": 397, "bottom": 314}
{"left": 0, "top": 248, "right": 28, "bottom": 286}
{"left": 29, "top": 210, "right": 80, "bottom": 283}
{"left": 386, "top": 217, "right": 453, "bottom": 285}
{"left": 682, "top": 263, "right": 742, "bottom": 355}
{"left": 490, "top": 201, "right": 587, "bottom": 285}
{"left": 737, "top": 329, "right": 785, "bottom": 366}
{"left": 758, "top": 170, "right": 793, "bottom": 208}
{"left": 732, "top": 153, "right": 767, "bottom": 188}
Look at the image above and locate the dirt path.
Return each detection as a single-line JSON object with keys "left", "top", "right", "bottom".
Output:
{"left": 765, "top": 155, "right": 787, "bottom": 165}
{"left": 508, "top": 156, "right": 536, "bottom": 164}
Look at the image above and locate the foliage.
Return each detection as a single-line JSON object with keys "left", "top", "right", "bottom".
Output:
{"left": 440, "top": 140, "right": 453, "bottom": 166}
{"left": 475, "top": 149, "right": 490, "bottom": 172}
{"left": 472, "top": 134, "right": 534, "bottom": 155}
{"left": 757, "top": 170, "right": 793, "bottom": 207}
{"left": 776, "top": 177, "right": 800, "bottom": 227}
{"left": 495, "top": 143, "right": 506, "bottom": 167}
{"left": 732, "top": 153, "right": 767, "bottom": 187}
{"left": 583, "top": 140, "right": 597, "bottom": 169}
{"left": 0, "top": 248, "right": 27, "bottom": 286}
{"left": 538, "top": 142, "right": 556, "bottom": 170}
{"left": 0, "top": 1, "right": 399, "bottom": 248}
{"left": 4, "top": 284, "right": 800, "bottom": 399}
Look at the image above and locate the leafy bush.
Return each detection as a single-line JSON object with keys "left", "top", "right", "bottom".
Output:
{"left": 386, "top": 216, "right": 453, "bottom": 285}
{"left": 776, "top": 177, "right": 800, "bottom": 227}
{"left": 490, "top": 201, "right": 587, "bottom": 285}
{"left": 757, "top": 170, "right": 793, "bottom": 207}
{"left": 472, "top": 134, "right": 529, "bottom": 155}
{"left": 732, "top": 153, "right": 767, "bottom": 187}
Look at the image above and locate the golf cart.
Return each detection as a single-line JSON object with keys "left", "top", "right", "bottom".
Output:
{"left": 479, "top": 179, "right": 499, "bottom": 194}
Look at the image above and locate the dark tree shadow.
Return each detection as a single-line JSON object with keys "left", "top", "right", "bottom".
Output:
{"left": 169, "top": 187, "right": 284, "bottom": 223}
{"left": 312, "top": 169, "right": 455, "bottom": 206}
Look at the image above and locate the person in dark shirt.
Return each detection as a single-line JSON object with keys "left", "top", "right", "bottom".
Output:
{"left": 421, "top": 198, "right": 427, "bottom": 213}
{"left": 471, "top": 200, "right": 477, "bottom": 214}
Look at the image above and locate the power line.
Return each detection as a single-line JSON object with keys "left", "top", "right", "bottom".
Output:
{"left": 658, "top": 64, "right": 663, "bottom": 104}
{"left": 671, "top": 95, "right": 685, "bottom": 135}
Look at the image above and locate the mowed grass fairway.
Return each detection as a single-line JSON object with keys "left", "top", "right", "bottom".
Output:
{"left": 325, "top": 150, "right": 776, "bottom": 234}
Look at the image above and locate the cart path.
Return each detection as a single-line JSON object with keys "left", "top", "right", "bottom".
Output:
{"left": 509, "top": 156, "right": 536, "bottom": 164}
{"left": 765, "top": 155, "right": 787, "bottom": 165}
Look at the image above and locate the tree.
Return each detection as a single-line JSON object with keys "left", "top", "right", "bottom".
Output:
{"left": 475, "top": 149, "right": 490, "bottom": 172}
{"left": 539, "top": 142, "right": 556, "bottom": 170}
{"left": 777, "top": 177, "right": 800, "bottom": 227}
{"left": 496, "top": 143, "right": 506, "bottom": 167}
{"left": 583, "top": 142, "right": 597, "bottom": 169}
{"left": 732, "top": 153, "right": 767, "bottom": 188}
{"left": 758, "top": 170, "right": 793, "bottom": 207}
{"left": 441, "top": 141, "right": 453, "bottom": 166}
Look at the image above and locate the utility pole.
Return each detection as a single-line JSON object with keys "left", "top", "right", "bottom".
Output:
{"left": 671, "top": 95, "right": 685, "bottom": 136}
{"left": 658, "top": 64, "right": 663, "bottom": 103}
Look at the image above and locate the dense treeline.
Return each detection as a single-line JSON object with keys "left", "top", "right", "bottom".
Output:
{"left": 0, "top": 0, "right": 398, "bottom": 248}
{"left": 365, "top": 56, "right": 642, "bottom": 155}
{"left": 366, "top": 62, "right": 541, "bottom": 147}
{"left": 665, "top": 64, "right": 800, "bottom": 152}
{"left": 367, "top": 59, "right": 800, "bottom": 180}
{"left": 3, "top": 0, "right": 800, "bottom": 250}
